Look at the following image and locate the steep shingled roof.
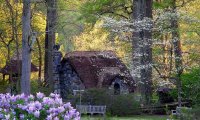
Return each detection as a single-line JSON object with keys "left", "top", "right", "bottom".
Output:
{"left": 61, "top": 51, "right": 135, "bottom": 92}
{"left": 0, "top": 50, "right": 38, "bottom": 75}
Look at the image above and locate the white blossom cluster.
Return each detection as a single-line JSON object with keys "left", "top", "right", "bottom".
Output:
{"left": 101, "top": 8, "right": 200, "bottom": 88}
{"left": 102, "top": 16, "right": 153, "bottom": 41}
{"left": 102, "top": 9, "right": 200, "bottom": 41}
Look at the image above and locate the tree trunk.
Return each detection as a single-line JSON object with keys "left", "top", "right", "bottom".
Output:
{"left": 21, "top": 0, "right": 31, "bottom": 95}
{"left": 171, "top": 0, "right": 183, "bottom": 107}
{"left": 36, "top": 38, "right": 42, "bottom": 86}
{"left": 44, "top": 0, "right": 57, "bottom": 92}
{"left": 132, "top": 0, "right": 153, "bottom": 105}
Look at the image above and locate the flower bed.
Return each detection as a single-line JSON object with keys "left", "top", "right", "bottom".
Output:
{"left": 0, "top": 92, "right": 80, "bottom": 120}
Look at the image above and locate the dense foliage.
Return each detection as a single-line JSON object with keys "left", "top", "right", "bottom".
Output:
{"left": 169, "top": 67, "right": 200, "bottom": 105}
{"left": 181, "top": 68, "right": 200, "bottom": 105}
{"left": 71, "top": 88, "right": 141, "bottom": 116}
{"left": 170, "top": 107, "right": 200, "bottom": 120}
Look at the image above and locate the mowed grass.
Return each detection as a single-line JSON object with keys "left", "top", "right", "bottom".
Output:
{"left": 82, "top": 115, "right": 168, "bottom": 120}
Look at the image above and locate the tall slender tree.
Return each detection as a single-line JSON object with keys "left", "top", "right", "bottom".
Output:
{"left": 44, "top": 0, "right": 57, "bottom": 92}
{"left": 171, "top": 0, "right": 183, "bottom": 107}
{"left": 21, "top": 0, "right": 31, "bottom": 95}
{"left": 132, "top": 0, "right": 153, "bottom": 105}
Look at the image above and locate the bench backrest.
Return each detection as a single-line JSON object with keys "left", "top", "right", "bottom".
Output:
{"left": 76, "top": 105, "right": 106, "bottom": 114}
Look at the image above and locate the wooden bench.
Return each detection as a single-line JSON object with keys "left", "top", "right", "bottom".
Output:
{"left": 76, "top": 105, "right": 106, "bottom": 116}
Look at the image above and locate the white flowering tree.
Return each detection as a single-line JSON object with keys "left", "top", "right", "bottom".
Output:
{"left": 100, "top": 0, "right": 200, "bottom": 106}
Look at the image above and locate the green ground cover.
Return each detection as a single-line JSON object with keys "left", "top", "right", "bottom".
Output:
{"left": 82, "top": 115, "right": 168, "bottom": 120}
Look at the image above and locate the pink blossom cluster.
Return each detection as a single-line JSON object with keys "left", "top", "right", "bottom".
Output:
{"left": 0, "top": 92, "right": 80, "bottom": 120}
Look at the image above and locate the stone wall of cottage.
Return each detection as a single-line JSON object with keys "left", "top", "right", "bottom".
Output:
{"left": 59, "top": 61, "right": 85, "bottom": 99}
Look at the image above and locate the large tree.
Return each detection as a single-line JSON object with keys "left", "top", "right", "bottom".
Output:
{"left": 132, "top": 0, "right": 153, "bottom": 105}
{"left": 171, "top": 0, "right": 183, "bottom": 107}
{"left": 21, "top": 0, "right": 31, "bottom": 95}
{"left": 44, "top": 0, "right": 57, "bottom": 91}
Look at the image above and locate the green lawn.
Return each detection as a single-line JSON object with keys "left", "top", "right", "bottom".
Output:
{"left": 82, "top": 115, "right": 169, "bottom": 120}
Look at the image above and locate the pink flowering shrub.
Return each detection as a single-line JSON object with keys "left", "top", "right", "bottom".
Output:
{"left": 0, "top": 93, "right": 80, "bottom": 120}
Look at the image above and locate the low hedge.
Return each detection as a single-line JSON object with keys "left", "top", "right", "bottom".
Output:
{"left": 70, "top": 88, "right": 141, "bottom": 116}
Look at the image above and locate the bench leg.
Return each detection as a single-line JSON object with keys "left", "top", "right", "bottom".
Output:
{"left": 103, "top": 113, "right": 106, "bottom": 120}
